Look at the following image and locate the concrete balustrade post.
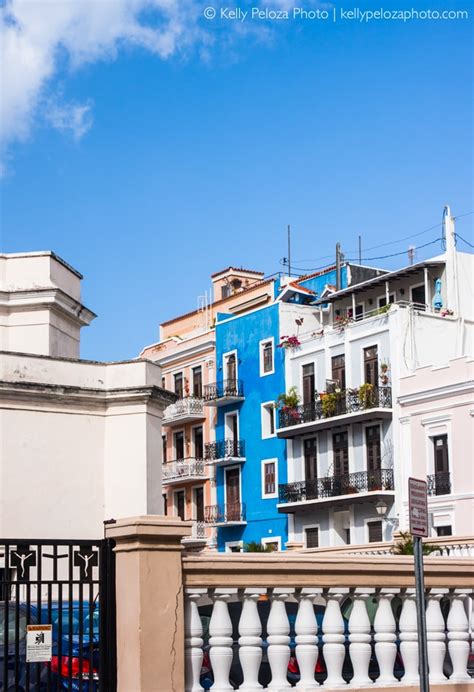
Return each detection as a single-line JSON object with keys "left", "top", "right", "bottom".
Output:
{"left": 447, "top": 589, "right": 471, "bottom": 681}
{"left": 349, "top": 588, "right": 374, "bottom": 688}
{"left": 426, "top": 589, "right": 449, "bottom": 683}
{"left": 106, "top": 515, "right": 192, "bottom": 692}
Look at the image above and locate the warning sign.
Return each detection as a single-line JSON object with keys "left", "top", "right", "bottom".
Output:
{"left": 408, "top": 477, "right": 429, "bottom": 537}
{"left": 26, "top": 624, "right": 52, "bottom": 663}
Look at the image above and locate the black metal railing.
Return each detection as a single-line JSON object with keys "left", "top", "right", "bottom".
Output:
{"left": 204, "top": 439, "right": 246, "bottom": 461}
{"left": 427, "top": 472, "right": 451, "bottom": 496}
{"left": 278, "top": 468, "right": 394, "bottom": 504}
{"left": 203, "top": 379, "right": 244, "bottom": 401}
{"left": 204, "top": 503, "right": 246, "bottom": 524}
{"left": 278, "top": 386, "right": 392, "bottom": 429}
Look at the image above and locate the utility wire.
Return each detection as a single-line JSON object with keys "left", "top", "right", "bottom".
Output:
{"left": 455, "top": 233, "right": 474, "bottom": 249}
{"left": 344, "top": 237, "right": 442, "bottom": 262}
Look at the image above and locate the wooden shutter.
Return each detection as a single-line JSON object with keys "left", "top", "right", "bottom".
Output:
{"left": 367, "top": 520, "right": 383, "bottom": 543}
{"left": 305, "top": 527, "right": 319, "bottom": 548}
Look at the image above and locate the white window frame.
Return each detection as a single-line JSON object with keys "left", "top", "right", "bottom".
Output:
{"left": 261, "top": 458, "right": 279, "bottom": 499}
{"left": 225, "top": 540, "right": 244, "bottom": 553}
{"left": 364, "top": 517, "right": 384, "bottom": 544}
{"left": 224, "top": 409, "right": 240, "bottom": 442}
{"left": 259, "top": 337, "right": 275, "bottom": 376}
{"left": 422, "top": 417, "right": 452, "bottom": 483}
{"left": 222, "top": 349, "right": 238, "bottom": 381}
{"left": 303, "top": 523, "right": 321, "bottom": 549}
{"left": 261, "top": 536, "right": 282, "bottom": 552}
{"left": 261, "top": 401, "right": 277, "bottom": 439}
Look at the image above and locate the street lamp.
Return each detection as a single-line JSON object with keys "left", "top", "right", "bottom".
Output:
{"left": 375, "top": 500, "right": 388, "bottom": 517}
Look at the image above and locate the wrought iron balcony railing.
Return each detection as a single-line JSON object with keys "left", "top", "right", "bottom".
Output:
{"left": 427, "top": 471, "right": 451, "bottom": 496}
{"left": 203, "top": 379, "right": 244, "bottom": 402}
{"left": 162, "top": 458, "right": 206, "bottom": 483}
{"left": 204, "top": 502, "right": 246, "bottom": 524}
{"left": 162, "top": 396, "right": 205, "bottom": 422}
{"left": 278, "top": 468, "right": 394, "bottom": 504}
{"left": 204, "top": 439, "right": 246, "bottom": 461}
{"left": 278, "top": 386, "right": 392, "bottom": 429}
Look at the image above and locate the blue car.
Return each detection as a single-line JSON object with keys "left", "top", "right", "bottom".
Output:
{"left": 0, "top": 601, "right": 99, "bottom": 691}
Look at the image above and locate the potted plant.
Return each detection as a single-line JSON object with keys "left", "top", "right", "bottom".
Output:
{"left": 321, "top": 392, "right": 337, "bottom": 417}
{"left": 275, "top": 387, "right": 301, "bottom": 418}
{"left": 359, "top": 382, "right": 374, "bottom": 409}
{"left": 379, "top": 362, "right": 390, "bottom": 386}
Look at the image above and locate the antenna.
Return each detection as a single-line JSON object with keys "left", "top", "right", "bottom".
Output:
{"left": 408, "top": 245, "right": 416, "bottom": 265}
{"left": 287, "top": 224, "right": 291, "bottom": 277}
{"left": 358, "top": 235, "right": 362, "bottom": 264}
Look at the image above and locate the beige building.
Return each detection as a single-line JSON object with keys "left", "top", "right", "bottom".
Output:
{"left": 0, "top": 252, "right": 173, "bottom": 539}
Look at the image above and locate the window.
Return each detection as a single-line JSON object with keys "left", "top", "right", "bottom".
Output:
{"left": 331, "top": 355, "right": 346, "bottom": 389}
{"left": 355, "top": 304, "right": 364, "bottom": 320}
{"left": 161, "top": 376, "right": 166, "bottom": 389}
{"left": 192, "top": 366, "right": 202, "bottom": 398}
{"left": 261, "top": 538, "right": 280, "bottom": 552}
{"left": 174, "top": 372, "right": 184, "bottom": 398}
{"left": 262, "top": 460, "right": 278, "bottom": 498}
{"left": 436, "top": 525, "right": 452, "bottom": 537}
{"left": 193, "top": 487, "right": 204, "bottom": 522}
{"left": 162, "top": 494, "right": 168, "bottom": 515}
{"left": 333, "top": 431, "right": 349, "bottom": 475}
{"left": 365, "top": 425, "right": 381, "bottom": 471}
{"left": 411, "top": 284, "right": 426, "bottom": 306}
{"left": 305, "top": 527, "right": 319, "bottom": 548}
{"left": 193, "top": 426, "right": 204, "bottom": 458}
{"left": 367, "top": 520, "right": 383, "bottom": 543}
{"left": 221, "top": 284, "right": 231, "bottom": 299}
{"left": 260, "top": 339, "right": 274, "bottom": 375}
{"left": 304, "top": 438, "right": 318, "bottom": 481}
{"left": 378, "top": 293, "right": 395, "bottom": 308}
{"left": 162, "top": 434, "right": 167, "bottom": 463}
{"left": 225, "top": 353, "right": 237, "bottom": 382}
{"left": 261, "top": 403, "right": 276, "bottom": 438}
{"left": 174, "top": 431, "right": 185, "bottom": 460}
{"left": 302, "top": 363, "right": 315, "bottom": 405}
{"left": 175, "top": 490, "right": 185, "bottom": 521}
{"left": 433, "top": 435, "right": 449, "bottom": 474}
{"left": 363, "top": 346, "right": 378, "bottom": 386}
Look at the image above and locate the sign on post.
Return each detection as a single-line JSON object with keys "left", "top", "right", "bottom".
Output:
{"left": 408, "top": 476, "right": 428, "bottom": 537}
{"left": 26, "top": 624, "right": 52, "bottom": 663}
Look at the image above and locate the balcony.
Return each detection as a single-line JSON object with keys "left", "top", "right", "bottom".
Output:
{"left": 203, "top": 379, "right": 244, "bottom": 406}
{"left": 162, "top": 458, "right": 207, "bottom": 485}
{"left": 204, "top": 439, "right": 246, "bottom": 465}
{"left": 278, "top": 469, "right": 394, "bottom": 512}
{"left": 182, "top": 520, "right": 207, "bottom": 547}
{"left": 162, "top": 396, "right": 206, "bottom": 426}
{"left": 277, "top": 386, "right": 392, "bottom": 438}
{"left": 427, "top": 471, "right": 451, "bottom": 496}
{"left": 204, "top": 502, "right": 246, "bottom": 526}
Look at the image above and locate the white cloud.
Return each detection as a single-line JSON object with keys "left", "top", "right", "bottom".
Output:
{"left": 44, "top": 100, "right": 94, "bottom": 141}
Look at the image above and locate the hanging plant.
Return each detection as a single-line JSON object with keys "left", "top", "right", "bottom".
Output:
{"left": 278, "top": 335, "right": 301, "bottom": 350}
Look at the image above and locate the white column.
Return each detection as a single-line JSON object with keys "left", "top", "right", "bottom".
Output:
{"left": 426, "top": 589, "right": 448, "bottom": 683}
{"left": 373, "top": 589, "right": 398, "bottom": 686}
{"left": 295, "top": 588, "right": 321, "bottom": 689}
{"left": 322, "top": 588, "right": 349, "bottom": 687}
{"left": 185, "top": 589, "right": 206, "bottom": 692}
{"left": 267, "top": 588, "right": 293, "bottom": 690}
{"left": 209, "top": 588, "right": 237, "bottom": 692}
{"left": 238, "top": 588, "right": 265, "bottom": 691}
{"left": 447, "top": 589, "right": 471, "bottom": 681}
{"left": 399, "top": 589, "right": 419, "bottom": 685}
{"left": 348, "top": 588, "right": 374, "bottom": 687}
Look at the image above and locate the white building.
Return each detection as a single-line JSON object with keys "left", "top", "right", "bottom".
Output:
{"left": 277, "top": 208, "right": 474, "bottom": 549}
{"left": 0, "top": 252, "right": 172, "bottom": 539}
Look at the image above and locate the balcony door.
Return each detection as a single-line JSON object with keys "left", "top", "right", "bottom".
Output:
{"left": 193, "top": 426, "right": 204, "bottom": 459}
{"left": 304, "top": 438, "right": 318, "bottom": 500}
{"left": 366, "top": 425, "right": 381, "bottom": 471}
{"left": 175, "top": 490, "right": 185, "bottom": 521}
{"left": 331, "top": 355, "right": 346, "bottom": 390}
{"left": 363, "top": 346, "right": 378, "bottom": 387}
{"left": 333, "top": 431, "right": 349, "bottom": 476}
{"left": 193, "top": 486, "right": 204, "bottom": 522}
{"left": 174, "top": 431, "right": 185, "bottom": 460}
{"left": 174, "top": 372, "right": 184, "bottom": 398}
{"left": 433, "top": 434, "right": 450, "bottom": 495}
{"left": 225, "top": 353, "right": 237, "bottom": 382}
{"left": 192, "top": 366, "right": 203, "bottom": 398}
{"left": 225, "top": 468, "right": 241, "bottom": 520}
{"left": 302, "top": 363, "right": 315, "bottom": 406}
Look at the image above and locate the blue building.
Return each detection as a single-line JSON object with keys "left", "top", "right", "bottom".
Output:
{"left": 205, "top": 264, "right": 367, "bottom": 551}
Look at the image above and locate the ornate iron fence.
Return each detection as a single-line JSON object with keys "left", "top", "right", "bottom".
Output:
{"left": 427, "top": 472, "right": 451, "bottom": 496}
{"left": 204, "top": 439, "right": 246, "bottom": 461}
{"left": 279, "top": 386, "right": 392, "bottom": 429}
{"left": 203, "top": 379, "right": 244, "bottom": 401}
{"left": 204, "top": 503, "right": 246, "bottom": 524}
{"left": 279, "top": 469, "right": 394, "bottom": 504}
{"left": 162, "top": 458, "right": 206, "bottom": 482}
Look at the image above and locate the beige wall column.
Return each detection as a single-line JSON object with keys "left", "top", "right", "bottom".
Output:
{"left": 106, "top": 515, "right": 192, "bottom": 692}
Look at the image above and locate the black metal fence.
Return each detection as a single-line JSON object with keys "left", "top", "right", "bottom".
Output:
{"left": 203, "top": 379, "right": 244, "bottom": 402}
{"left": 279, "top": 469, "right": 394, "bottom": 504}
{"left": 279, "top": 386, "right": 392, "bottom": 429}
{"left": 205, "top": 439, "right": 246, "bottom": 461}
{"left": 0, "top": 538, "right": 116, "bottom": 691}
{"left": 204, "top": 503, "right": 246, "bottom": 524}
{"left": 427, "top": 472, "right": 451, "bottom": 496}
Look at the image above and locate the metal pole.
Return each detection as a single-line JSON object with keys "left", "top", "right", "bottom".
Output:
{"left": 358, "top": 235, "right": 362, "bottom": 264}
{"left": 414, "top": 535, "right": 430, "bottom": 692}
{"left": 287, "top": 224, "right": 291, "bottom": 277}
{"left": 336, "top": 242, "right": 341, "bottom": 290}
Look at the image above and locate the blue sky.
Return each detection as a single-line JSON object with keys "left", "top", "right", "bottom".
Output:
{"left": 1, "top": 0, "right": 472, "bottom": 361}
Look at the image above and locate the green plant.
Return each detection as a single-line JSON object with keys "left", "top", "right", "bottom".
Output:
{"left": 321, "top": 392, "right": 337, "bottom": 417}
{"left": 275, "top": 386, "right": 300, "bottom": 410}
{"left": 244, "top": 541, "right": 275, "bottom": 553}
{"left": 393, "top": 532, "right": 437, "bottom": 556}
{"left": 376, "top": 303, "right": 391, "bottom": 315}
{"left": 359, "top": 382, "right": 374, "bottom": 408}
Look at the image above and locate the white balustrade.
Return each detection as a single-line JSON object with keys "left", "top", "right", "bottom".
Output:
{"left": 322, "top": 588, "right": 349, "bottom": 688}
{"left": 239, "top": 588, "right": 265, "bottom": 691}
{"left": 185, "top": 589, "right": 206, "bottom": 692}
{"left": 267, "top": 588, "right": 293, "bottom": 690}
{"left": 183, "top": 585, "right": 473, "bottom": 691}
{"left": 399, "top": 589, "right": 419, "bottom": 685}
{"left": 348, "top": 588, "right": 373, "bottom": 687}
{"left": 295, "top": 588, "right": 321, "bottom": 689}
{"left": 373, "top": 588, "right": 398, "bottom": 686}
{"left": 426, "top": 589, "right": 448, "bottom": 683}
{"left": 447, "top": 589, "right": 471, "bottom": 681}
{"left": 209, "top": 588, "right": 237, "bottom": 692}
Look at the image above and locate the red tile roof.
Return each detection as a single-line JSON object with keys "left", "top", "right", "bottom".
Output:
{"left": 211, "top": 266, "right": 265, "bottom": 279}
{"left": 288, "top": 281, "right": 315, "bottom": 295}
